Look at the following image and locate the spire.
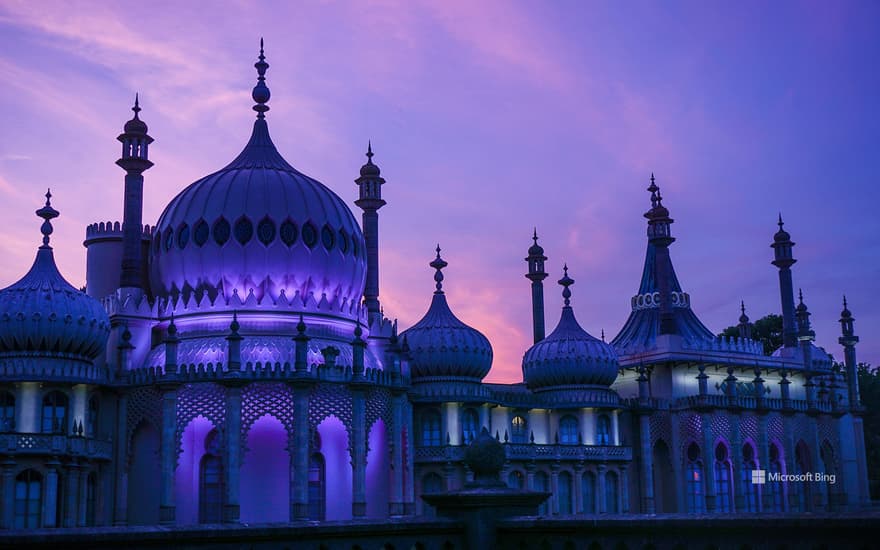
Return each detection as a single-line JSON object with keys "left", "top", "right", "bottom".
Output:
{"left": 739, "top": 300, "right": 749, "bottom": 324}
{"left": 771, "top": 214, "right": 798, "bottom": 348}
{"left": 359, "top": 140, "right": 381, "bottom": 177}
{"left": 355, "top": 139, "right": 386, "bottom": 322}
{"left": 430, "top": 244, "right": 448, "bottom": 294}
{"left": 252, "top": 38, "right": 270, "bottom": 119}
{"left": 796, "top": 288, "right": 814, "bottom": 341}
{"left": 558, "top": 264, "right": 574, "bottom": 307}
{"left": 35, "top": 188, "right": 59, "bottom": 249}
{"left": 123, "top": 93, "right": 148, "bottom": 135}
{"left": 738, "top": 300, "right": 752, "bottom": 339}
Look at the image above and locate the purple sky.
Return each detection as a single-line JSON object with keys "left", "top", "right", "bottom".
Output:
{"left": 0, "top": 1, "right": 877, "bottom": 383}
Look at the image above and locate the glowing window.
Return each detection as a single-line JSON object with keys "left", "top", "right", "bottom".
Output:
{"left": 559, "top": 415, "right": 579, "bottom": 445}
{"left": 14, "top": 470, "right": 42, "bottom": 529}
{"left": 0, "top": 392, "right": 14, "bottom": 432}
{"left": 41, "top": 391, "right": 68, "bottom": 434}
{"left": 511, "top": 414, "right": 528, "bottom": 443}
{"left": 421, "top": 410, "right": 442, "bottom": 446}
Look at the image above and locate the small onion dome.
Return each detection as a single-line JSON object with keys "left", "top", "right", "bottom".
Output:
{"left": 0, "top": 191, "right": 110, "bottom": 361}
{"left": 400, "top": 246, "right": 493, "bottom": 381}
{"left": 774, "top": 214, "right": 791, "bottom": 243}
{"left": 840, "top": 296, "right": 852, "bottom": 320}
{"left": 360, "top": 141, "right": 381, "bottom": 177}
{"left": 123, "top": 94, "right": 148, "bottom": 135}
{"left": 528, "top": 228, "right": 544, "bottom": 256}
{"left": 523, "top": 265, "right": 618, "bottom": 390}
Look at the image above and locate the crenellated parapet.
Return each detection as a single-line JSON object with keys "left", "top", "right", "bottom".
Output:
{"left": 84, "top": 221, "right": 153, "bottom": 243}
{"left": 126, "top": 361, "right": 396, "bottom": 387}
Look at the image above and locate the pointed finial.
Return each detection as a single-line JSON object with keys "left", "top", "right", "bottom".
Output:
{"left": 167, "top": 313, "right": 178, "bottom": 337}
{"left": 366, "top": 140, "right": 374, "bottom": 164}
{"left": 133, "top": 93, "right": 141, "bottom": 117}
{"left": 798, "top": 288, "right": 804, "bottom": 305}
{"left": 297, "top": 313, "right": 306, "bottom": 335}
{"left": 532, "top": 227, "right": 538, "bottom": 243}
{"left": 430, "top": 244, "right": 448, "bottom": 293}
{"left": 739, "top": 300, "right": 750, "bottom": 324}
{"left": 36, "top": 188, "right": 59, "bottom": 248}
{"left": 778, "top": 212, "right": 784, "bottom": 228}
{"left": 647, "top": 173, "right": 661, "bottom": 208}
{"left": 252, "top": 38, "right": 271, "bottom": 119}
{"left": 230, "top": 310, "right": 240, "bottom": 334}
{"left": 601, "top": 329, "right": 606, "bottom": 342}
{"left": 558, "top": 263, "right": 574, "bottom": 307}
{"left": 741, "top": 300, "right": 746, "bottom": 315}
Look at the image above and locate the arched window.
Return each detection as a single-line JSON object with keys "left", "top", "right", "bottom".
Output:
{"left": 0, "top": 391, "right": 14, "bottom": 432}
{"left": 558, "top": 471, "right": 573, "bottom": 514}
{"left": 14, "top": 469, "right": 42, "bottom": 528}
{"left": 605, "top": 470, "right": 619, "bottom": 513}
{"left": 86, "top": 472, "right": 97, "bottom": 526}
{"left": 686, "top": 443, "right": 705, "bottom": 513}
{"left": 511, "top": 414, "right": 528, "bottom": 443}
{"left": 741, "top": 443, "right": 760, "bottom": 513}
{"left": 714, "top": 443, "right": 732, "bottom": 513}
{"left": 559, "top": 415, "right": 579, "bottom": 445}
{"left": 507, "top": 470, "right": 524, "bottom": 489}
{"left": 308, "top": 453, "right": 326, "bottom": 521}
{"left": 795, "top": 441, "right": 811, "bottom": 512}
{"left": 462, "top": 408, "right": 479, "bottom": 444}
{"left": 534, "top": 471, "right": 549, "bottom": 515}
{"left": 767, "top": 443, "right": 784, "bottom": 512}
{"left": 582, "top": 471, "right": 596, "bottom": 514}
{"left": 87, "top": 396, "right": 99, "bottom": 437}
{"left": 199, "top": 430, "right": 223, "bottom": 524}
{"left": 42, "top": 391, "right": 68, "bottom": 434}
{"left": 421, "top": 410, "right": 442, "bottom": 447}
{"left": 596, "top": 415, "right": 611, "bottom": 445}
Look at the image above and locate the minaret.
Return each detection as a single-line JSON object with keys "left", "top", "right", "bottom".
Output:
{"left": 737, "top": 301, "right": 752, "bottom": 340}
{"left": 838, "top": 296, "right": 861, "bottom": 407}
{"left": 355, "top": 141, "right": 386, "bottom": 323}
{"left": 771, "top": 215, "right": 798, "bottom": 349}
{"left": 644, "top": 174, "right": 676, "bottom": 335}
{"left": 525, "top": 229, "right": 548, "bottom": 343}
{"left": 116, "top": 94, "right": 153, "bottom": 292}
{"left": 795, "top": 289, "right": 815, "bottom": 372}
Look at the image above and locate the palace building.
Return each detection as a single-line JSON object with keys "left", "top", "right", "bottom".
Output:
{"left": 0, "top": 45, "right": 869, "bottom": 530}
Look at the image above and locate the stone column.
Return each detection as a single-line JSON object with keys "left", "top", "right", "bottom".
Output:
{"left": 113, "top": 393, "right": 128, "bottom": 525}
{"left": 758, "top": 414, "right": 773, "bottom": 510}
{"left": 669, "top": 411, "right": 684, "bottom": 512}
{"left": 0, "top": 457, "right": 15, "bottom": 528}
{"left": 730, "top": 415, "right": 745, "bottom": 512}
{"left": 597, "top": 464, "right": 607, "bottom": 513}
{"left": 64, "top": 461, "right": 80, "bottom": 527}
{"left": 620, "top": 466, "right": 630, "bottom": 513}
{"left": 638, "top": 413, "right": 655, "bottom": 514}
{"left": 404, "top": 399, "right": 416, "bottom": 515}
{"left": 223, "top": 385, "right": 242, "bottom": 523}
{"left": 701, "top": 413, "right": 716, "bottom": 513}
{"left": 479, "top": 404, "right": 491, "bottom": 434}
{"left": 291, "top": 383, "right": 311, "bottom": 520}
{"left": 78, "top": 466, "right": 89, "bottom": 527}
{"left": 44, "top": 458, "right": 61, "bottom": 528}
{"left": 351, "top": 385, "right": 367, "bottom": 517}
{"left": 389, "top": 388, "right": 405, "bottom": 516}
{"left": 549, "top": 462, "right": 560, "bottom": 515}
{"left": 782, "top": 414, "right": 797, "bottom": 511}
{"left": 158, "top": 386, "right": 178, "bottom": 525}
{"left": 808, "top": 418, "right": 826, "bottom": 510}
{"left": 573, "top": 462, "right": 584, "bottom": 514}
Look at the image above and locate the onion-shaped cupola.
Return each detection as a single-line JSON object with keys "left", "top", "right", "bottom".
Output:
{"left": 0, "top": 191, "right": 110, "bottom": 363}
{"left": 399, "top": 246, "right": 493, "bottom": 382}
{"left": 523, "top": 265, "right": 618, "bottom": 390}
{"left": 150, "top": 40, "right": 366, "bottom": 315}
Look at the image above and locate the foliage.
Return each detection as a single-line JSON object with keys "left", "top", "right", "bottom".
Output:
{"left": 719, "top": 313, "right": 783, "bottom": 355}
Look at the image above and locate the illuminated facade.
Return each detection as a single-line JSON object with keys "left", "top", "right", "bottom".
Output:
{"left": 0, "top": 46, "right": 869, "bottom": 529}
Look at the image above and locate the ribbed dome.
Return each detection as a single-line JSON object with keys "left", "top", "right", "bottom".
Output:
{"left": 523, "top": 267, "right": 618, "bottom": 390}
{"left": 400, "top": 248, "right": 493, "bottom": 381}
{"left": 0, "top": 196, "right": 110, "bottom": 362}
{"left": 149, "top": 52, "right": 366, "bottom": 314}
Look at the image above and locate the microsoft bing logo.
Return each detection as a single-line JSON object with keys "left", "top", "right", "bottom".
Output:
{"left": 751, "top": 469, "right": 766, "bottom": 485}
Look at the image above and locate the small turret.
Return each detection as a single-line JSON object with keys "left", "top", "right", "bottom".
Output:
{"left": 838, "top": 296, "right": 861, "bottom": 407}
{"left": 354, "top": 141, "right": 387, "bottom": 323}
{"left": 737, "top": 301, "right": 752, "bottom": 340}
{"left": 771, "top": 215, "right": 798, "bottom": 349}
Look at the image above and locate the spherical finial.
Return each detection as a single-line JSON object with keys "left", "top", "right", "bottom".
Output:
{"left": 841, "top": 295, "right": 852, "bottom": 319}
{"left": 430, "top": 244, "right": 448, "bottom": 294}
{"left": 558, "top": 263, "right": 574, "bottom": 307}
{"left": 366, "top": 140, "right": 374, "bottom": 163}
{"left": 35, "top": 188, "right": 59, "bottom": 247}
{"left": 230, "top": 310, "right": 240, "bottom": 334}
{"left": 464, "top": 427, "right": 506, "bottom": 487}
{"left": 133, "top": 93, "right": 141, "bottom": 117}
{"left": 739, "top": 300, "right": 749, "bottom": 324}
{"left": 359, "top": 140, "right": 381, "bottom": 177}
{"left": 252, "top": 38, "right": 271, "bottom": 119}
{"left": 123, "top": 94, "right": 149, "bottom": 134}
{"left": 354, "top": 322, "right": 363, "bottom": 340}
{"left": 296, "top": 313, "right": 307, "bottom": 335}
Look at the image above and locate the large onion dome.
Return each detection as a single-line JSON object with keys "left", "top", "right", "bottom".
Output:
{"left": 149, "top": 43, "right": 366, "bottom": 315}
{"left": 523, "top": 266, "right": 618, "bottom": 390}
{"left": 0, "top": 192, "right": 110, "bottom": 363}
{"left": 400, "top": 247, "right": 493, "bottom": 382}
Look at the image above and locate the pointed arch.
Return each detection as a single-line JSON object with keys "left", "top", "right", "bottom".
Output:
{"left": 241, "top": 414, "right": 288, "bottom": 523}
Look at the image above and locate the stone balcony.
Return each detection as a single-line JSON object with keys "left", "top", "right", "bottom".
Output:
{"left": 0, "top": 433, "right": 113, "bottom": 461}
{"left": 416, "top": 443, "right": 632, "bottom": 463}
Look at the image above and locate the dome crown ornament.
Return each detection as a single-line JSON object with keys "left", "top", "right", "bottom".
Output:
{"left": 252, "top": 38, "right": 270, "bottom": 119}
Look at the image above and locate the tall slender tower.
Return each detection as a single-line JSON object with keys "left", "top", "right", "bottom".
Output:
{"left": 771, "top": 215, "right": 798, "bottom": 349}
{"left": 839, "top": 296, "right": 861, "bottom": 407}
{"left": 644, "top": 174, "right": 676, "bottom": 335}
{"left": 116, "top": 95, "right": 153, "bottom": 292}
{"left": 355, "top": 142, "right": 386, "bottom": 323}
{"left": 525, "top": 229, "right": 548, "bottom": 343}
